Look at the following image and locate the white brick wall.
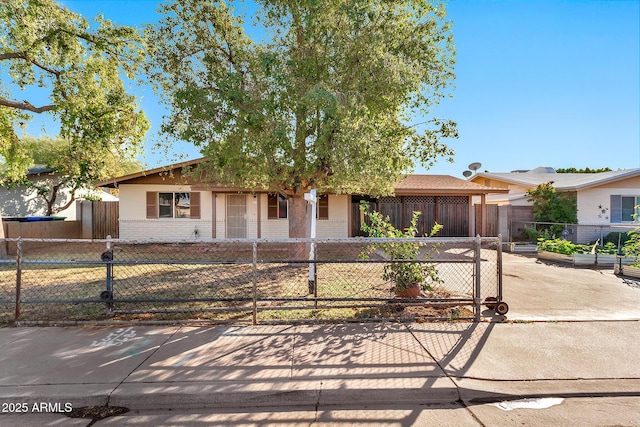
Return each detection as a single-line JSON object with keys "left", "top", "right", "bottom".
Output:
{"left": 317, "top": 220, "right": 348, "bottom": 238}
{"left": 260, "top": 219, "right": 289, "bottom": 238}
{"left": 120, "top": 219, "right": 212, "bottom": 240}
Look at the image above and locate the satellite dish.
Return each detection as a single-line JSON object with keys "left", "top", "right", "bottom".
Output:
{"left": 468, "top": 162, "right": 482, "bottom": 171}
{"left": 462, "top": 170, "right": 472, "bottom": 178}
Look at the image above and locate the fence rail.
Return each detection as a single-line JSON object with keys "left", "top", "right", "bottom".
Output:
{"left": 0, "top": 236, "right": 504, "bottom": 325}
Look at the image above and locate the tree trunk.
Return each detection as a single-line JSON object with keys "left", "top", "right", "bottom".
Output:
{"left": 288, "top": 195, "right": 309, "bottom": 238}
{"left": 287, "top": 194, "right": 309, "bottom": 261}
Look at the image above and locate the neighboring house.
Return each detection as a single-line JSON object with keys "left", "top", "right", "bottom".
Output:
{"left": 0, "top": 165, "right": 117, "bottom": 220}
{"left": 469, "top": 166, "right": 640, "bottom": 242}
{"left": 97, "top": 159, "right": 508, "bottom": 240}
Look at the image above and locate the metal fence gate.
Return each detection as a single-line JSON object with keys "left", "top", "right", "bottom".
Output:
{"left": 0, "top": 237, "right": 505, "bottom": 325}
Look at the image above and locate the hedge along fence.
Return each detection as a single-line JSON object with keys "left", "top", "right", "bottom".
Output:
{"left": 0, "top": 236, "right": 503, "bottom": 325}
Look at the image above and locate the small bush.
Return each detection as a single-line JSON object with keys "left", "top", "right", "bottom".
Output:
{"left": 622, "top": 230, "right": 640, "bottom": 266}
{"left": 537, "top": 238, "right": 580, "bottom": 255}
{"left": 359, "top": 202, "right": 443, "bottom": 293}
{"left": 604, "top": 231, "right": 631, "bottom": 247}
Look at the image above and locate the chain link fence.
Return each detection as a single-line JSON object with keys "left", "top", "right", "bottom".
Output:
{"left": 0, "top": 237, "right": 504, "bottom": 325}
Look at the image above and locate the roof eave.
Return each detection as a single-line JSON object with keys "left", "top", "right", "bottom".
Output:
{"left": 394, "top": 188, "right": 510, "bottom": 196}
{"left": 95, "top": 157, "right": 206, "bottom": 188}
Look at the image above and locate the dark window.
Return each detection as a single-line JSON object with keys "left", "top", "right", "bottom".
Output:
{"left": 268, "top": 194, "right": 287, "bottom": 219}
{"left": 622, "top": 196, "right": 639, "bottom": 222}
{"left": 159, "top": 193, "right": 174, "bottom": 218}
{"left": 318, "top": 194, "right": 329, "bottom": 220}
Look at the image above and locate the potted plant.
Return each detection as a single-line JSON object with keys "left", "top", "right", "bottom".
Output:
{"left": 359, "top": 202, "right": 443, "bottom": 297}
{"left": 383, "top": 260, "right": 435, "bottom": 298}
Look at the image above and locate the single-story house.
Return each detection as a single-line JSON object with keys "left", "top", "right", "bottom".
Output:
{"left": 469, "top": 166, "right": 640, "bottom": 242}
{"left": 0, "top": 165, "right": 117, "bottom": 221}
{"left": 97, "top": 158, "right": 508, "bottom": 240}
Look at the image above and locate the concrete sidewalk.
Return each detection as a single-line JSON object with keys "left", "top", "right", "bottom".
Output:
{"left": 2, "top": 252, "right": 640, "bottom": 425}
{"left": 1, "top": 321, "right": 639, "bottom": 413}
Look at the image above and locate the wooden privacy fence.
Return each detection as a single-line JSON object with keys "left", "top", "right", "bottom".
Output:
{"left": 2, "top": 220, "right": 82, "bottom": 240}
{"left": 351, "top": 196, "right": 471, "bottom": 238}
{"left": 2, "top": 201, "right": 119, "bottom": 244}
{"left": 89, "top": 201, "right": 119, "bottom": 239}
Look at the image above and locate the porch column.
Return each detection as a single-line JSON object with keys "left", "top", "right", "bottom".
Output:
{"left": 211, "top": 192, "right": 216, "bottom": 238}
{"left": 256, "top": 193, "right": 261, "bottom": 238}
{"left": 347, "top": 195, "right": 353, "bottom": 237}
{"left": 468, "top": 196, "right": 474, "bottom": 237}
{"left": 481, "top": 194, "right": 487, "bottom": 236}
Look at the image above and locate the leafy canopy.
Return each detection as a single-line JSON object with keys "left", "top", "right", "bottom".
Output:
{"left": 147, "top": 0, "right": 457, "bottom": 197}
{"left": 0, "top": 0, "right": 149, "bottom": 182}
{"left": 555, "top": 167, "right": 612, "bottom": 174}
{"left": 526, "top": 181, "right": 578, "bottom": 227}
{"left": 4, "top": 135, "right": 144, "bottom": 215}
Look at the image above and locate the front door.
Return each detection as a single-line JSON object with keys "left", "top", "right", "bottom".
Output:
{"left": 226, "top": 195, "right": 247, "bottom": 238}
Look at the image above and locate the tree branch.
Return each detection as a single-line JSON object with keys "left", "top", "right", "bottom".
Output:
{"left": 0, "top": 52, "right": 25, "bottom": 60}
{"left": 0, "top": 97, "right": 55, "bottom": 113}
{"left": 0, "top": 52, "right": 68, "bottom": 105}
{"left": 0, "top": 52, "right": 62, "bottom": 77}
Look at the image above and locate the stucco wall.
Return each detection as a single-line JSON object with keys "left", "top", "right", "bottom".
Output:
{"left": 258, "top": 194, "right": 349, "bottom": 239}
{"left": 575, "top": 186, "right": 640, "bottom": 243}
{"left": 577, "top": 186, "right": 640, "bottom": 225}
{"left": 0, "top": 177, "right": 114, "bottom": 220}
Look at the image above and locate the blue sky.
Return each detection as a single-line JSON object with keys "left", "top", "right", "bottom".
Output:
{"left": 40, "top": 1, "right": 640, "bottom": 177}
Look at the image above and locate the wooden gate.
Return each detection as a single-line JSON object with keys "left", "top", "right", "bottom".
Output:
{"left": 92, "top": 201, "right": 119, "bottom": 239}
{"left": 475, "top": 204, "right": 499, "bottom": 237}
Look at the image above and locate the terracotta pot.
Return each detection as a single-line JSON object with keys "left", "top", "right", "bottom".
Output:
{"left": 395, "top": 283, "right": 421, "bottom": 298}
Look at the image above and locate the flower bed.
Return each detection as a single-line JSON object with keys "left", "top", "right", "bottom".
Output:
{"left": 536, "top": 238, "right": 633, "bottom": 267}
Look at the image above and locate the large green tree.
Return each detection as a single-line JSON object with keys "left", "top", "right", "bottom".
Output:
{"left": 0, "top": 0, "right": 149, "bottom": 182}
{"left": 147, "top": 0, "right": 457, "bottom": 238}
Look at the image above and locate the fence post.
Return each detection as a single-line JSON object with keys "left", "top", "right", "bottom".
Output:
{"left": 474, "top": 235, "right": 482, "bottom": 322}
{"left": 252, "top": 241, "right": 258, "bottom": 325}
{"left": 312, "top": 240, "right": 318, "bottom": 309}
{"left": 102, "top": 235, "right": 114, "bottom": 315}
{"left": 14, "top": 238, "right": 22, "bottom": 323}
{"left": 497, "top": 234, "right": 503, "bottom": 301}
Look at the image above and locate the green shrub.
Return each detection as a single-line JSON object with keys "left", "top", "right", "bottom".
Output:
{"left": 622, "top": 230, "right": 640, "bottom": 266}
{"left": 604, "top": 231, "right": 631, "bottom": 247}
{"left": 536, "top": 238, "right": 580, "bottom": 255}
{"left": 537, "top": 239, "right": 619, "bottom": 255}
{"left": 359, "top": 202, "right": 443, "bottom": 293}
{"left": 597, "top": 241, "right": 618, "bottom": 255}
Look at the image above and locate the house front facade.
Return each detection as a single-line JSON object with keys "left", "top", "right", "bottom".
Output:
{"left": 470, "top": 166, "right": 640, "bottom": 242}
{"left": 99, "top": 159, "right": 508, "bottom": 240}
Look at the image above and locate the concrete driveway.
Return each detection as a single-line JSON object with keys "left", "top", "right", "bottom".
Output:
{"left": 501, "top": 252, "right": 640, "bottom": 321}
